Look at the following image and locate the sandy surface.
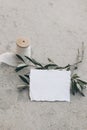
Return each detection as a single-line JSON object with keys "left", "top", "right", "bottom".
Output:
{"left": 0, "top": 0, "right": 87, "bottom": 130}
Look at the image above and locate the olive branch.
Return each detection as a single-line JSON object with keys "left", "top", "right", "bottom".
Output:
{"left": 15, "top": 43, "right": 87, "bottom": 97}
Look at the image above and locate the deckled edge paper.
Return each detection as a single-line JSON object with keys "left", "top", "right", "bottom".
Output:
{"left": 30, "top": 69, "right": 71, "bottom": 102}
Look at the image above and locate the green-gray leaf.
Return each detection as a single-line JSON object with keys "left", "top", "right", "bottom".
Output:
{"left": 71, "top": 80, "right": 75, "bottom": 95}
{"left": 77, "top": 79, "right": 87, "bottom": 85}
{"left": 15, "top": 64, "right": 28, "bottom": 72}
{"left": 24, "top": 74, "right": 29, "bottom": 78}
{"left": 25, "top": 56, "right": 43, "bottom": 67}
{"left": 19, "top": 75, "right": 29, "bottom": 84}
{"left": 44, "top": 64, "right": 58, "bottom": 69}
{"left": 48, "top": 58, "right": 54, "bottom": 63}
{"left": 17, "top": 85, "right": 28, "bottom": 91}
{"left": 16, "top": 54, "right": 25, "bottom": 63}
{"left": 72, "top": 74, "right": 80, "bottom": 79}
{"left": 77, "top": 80, "right": 86, "bottom": 90}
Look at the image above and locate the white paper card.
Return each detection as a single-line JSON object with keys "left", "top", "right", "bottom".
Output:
{"left": 30, "top": 69, "right": 71, "bottom": 102}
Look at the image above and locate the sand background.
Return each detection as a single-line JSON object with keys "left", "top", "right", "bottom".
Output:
{"left": 0, "top": 0, "right": 87, "bottom": 129}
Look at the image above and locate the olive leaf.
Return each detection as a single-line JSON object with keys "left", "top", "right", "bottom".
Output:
{"left": 16, "top": 54, "right": 25, "bottom": 63}
{"left": 48, "top": 58, "right": 54, "bottom": 63}
{"left": 32, "top": 58, "right": 43, "bottom": 67}
{"left": 55, "top": 64, "right": 70, "bottom": 70}
{"left": 71, "top": 80, "right": 79, "bottom": 95}
{"left": 19, "top": 75, "right": 29, "bottom": 84}
{"left": 76, "top": 83, "right": 82, "bottom": 92}
{"left": 71, "top": 80, "right": 75, "bottom": 95}
{"left": 25, "top": 56, "right": 43, "bottom": 67}
{"left": 44, "top": 64, "right": 58, "bottom": 69}
{"left": 63, "top": 64, "right": 71, "bottom": 69}
{"left": 15, "top": 64, "right": 28, "bottom": 72}
{"left": 24, "top": 74, "right": 29, "bottom": 79}
{"left": 17, "top": 85, "right": 29, "bottom": 91}
{"left": 72, "top": 74, "right": 80, "bottom": 79}
{"left": 35, "top": 67, "right": 45, "bottom": 69}
{"left": 71, "top": 75, "right": 86, "bottom": 96}
{"left": 77, "top": 79, "right": 87, "bottom": 85}
{"left": 76, "top": 83, "right": 85, "bottom": 96}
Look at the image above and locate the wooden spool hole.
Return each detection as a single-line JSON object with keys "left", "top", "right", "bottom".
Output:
{"left": 16, "top": 38, "right": 30, "bottom": 48}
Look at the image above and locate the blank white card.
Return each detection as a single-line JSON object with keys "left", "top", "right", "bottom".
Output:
{"left": 30, "top": 69, "right": 71, "bottom": 102}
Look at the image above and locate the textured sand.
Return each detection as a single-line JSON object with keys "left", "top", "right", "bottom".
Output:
{"left": 0, "top": 0, "right": 87, "bottom": 130}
